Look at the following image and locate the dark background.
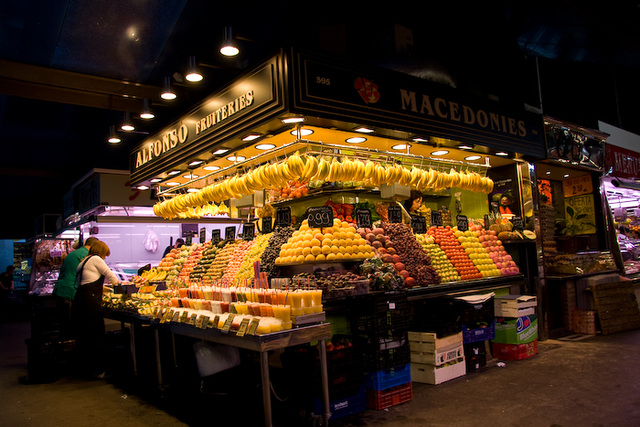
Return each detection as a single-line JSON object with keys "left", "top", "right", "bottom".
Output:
{"left": 1, "top": 1, "right": 639, "bottom": 239}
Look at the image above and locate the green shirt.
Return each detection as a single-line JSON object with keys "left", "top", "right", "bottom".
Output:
{"left": 52, "top": 246, "right": 89, "bottom": 300}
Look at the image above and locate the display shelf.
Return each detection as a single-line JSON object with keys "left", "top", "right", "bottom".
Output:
{"left": 276, "top": 258, "right": 368, "bottom": 267}
{"left": 405, "top": 274, "right": 526, "bottom": 301}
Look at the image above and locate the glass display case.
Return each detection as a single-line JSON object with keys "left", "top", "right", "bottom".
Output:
{"left": 28, "top": 238, "right": 74, "bottom": 295}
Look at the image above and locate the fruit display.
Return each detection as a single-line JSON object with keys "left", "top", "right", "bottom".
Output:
{"left": 428, "top": 226, "right": 482, "bottom": 281}
{"left": 189, "top": 242, "right": 224, "bottom": 280}
{"left": 415, "top": 234, "right": 460, "bottom": 283}
{"left": 452, "top": 225, "right": 501, "bottom": 278}
{"left": 268, "top": 179, "right": 309, "bottom": 202}
{"left": 381, "top": 222, "right": 440, "bottom": 287}
{"left": 359, "top": 257, "right": 406, "bottom": 291}
{"left": 292, "top": 271, "right": 369, "bottom": 299}
{"left": 275, "top": 218, "right": 375, "bottom": 265}
{"left": 130, "top": 267, "right": 168, "bottom": 286}
{"left": 235, "top": 233, "right": 273, "bottom": 281}
{"left": 473, "top": 224, "right": 520, "bottom": 276}
{"left": 178, "top": 243, "right": 209, "bottom": 282}
{"left": 156, "top": 245, "right": 190, "bottom": 284}
{"left": 260, "top": 226, "right": 295, "bottom": 277}
{"left": 221, "top": 240, "right": 256, "bottom": 284}
{"left": 324, "top": 200, "right": 355, "bottom": 223}
{"left": 205, "top": 240, "right": 241, "bottom": 279}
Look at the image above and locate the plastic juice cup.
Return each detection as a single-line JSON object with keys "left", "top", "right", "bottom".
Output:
{"left": 203, "top": 288, "right": 213, "bottom": 300}
{"left": 312, "top": 304, "right": 323, "bottom": 313}
{"left": 178, "top": 289, "right": 188, "bottom": 298}
{"left": 270, "top": 320, "right": 283, "bottom": 333}
{"left": 256, "top": 322, "right": 271, "bottom": 335}
{"left": 311, "top": 290, "right": 323, "bottom": 307}
{"left": 280, "top": 305, "right": 291, "bottom": 322}
{"left": 276, "top": 291, "right": 286, "bottom": 305}
{"left": 181, "top": 299, "right": 190, "bottom": 309}
{"left": 291, "top": 307, "right": 304, "bottom": 317}
{"left": 282, "top": 321, "right": 293, "bottom": 330}
{"left": 222, "top": 290, "right": 232, "bottom": 302}
{"left": 220, "top": 301, "right": 229, "bottom": 313}
{"left": 202, "top": 300, "right": 212, "bottom": 311}
{"left": 271, "top": 305, "right": 282, "bottom": 319}
{"left": 291, "top": 292, "right": 303, "bottom": 309}
{"left": 170, "top": 298, "right": 180, "bottom": 308}
{"left": 265, "top": 305, "right": 274, "bottom": 317}
{"left": 302, "top": 290, "right": 313, "bottom": 309}
{"left": 196, "top": 289, "right": 204, "bottom": 299}
{"left": 259, "top": 304, "right": 269, "bottom": 317}
{"left": 229, "top": 302, "right": 237, "bottom": 314}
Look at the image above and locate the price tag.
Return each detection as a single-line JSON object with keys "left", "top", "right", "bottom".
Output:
{"left": 221, "top": 314, "right": 235, "bottom": 333}
{"left": 247, "top": 318, "right": 260, "bottom": 335}
{"left": 211, "top": 315, "right": 220, "bottom": 329}
{"left": 410, "top": 214, "right": 427, "bottom": 234}
{"left": 236, "top": 318, "right": 251, "bottom": 337}
{"left": 261, "top": 217, "right": 273, "bottom": 234}
{"left": 243, "top": 222, "right": 255, "bottom": 241}
{"left": 199, "top": 316, "right": 210, "bottom": 329}
{"left": 562, "top": 175, "right": 593, "bottom": 197}
{"left": 190, "top": 314, "right": 199, "bottom": 327}
{"left": 199, "top": 227, "right": 206, "bottom": 244}
{"left": 511, "top": 216, "right": 524, "bottom": 231}
{"left": 275, "top": 206, "right": 291, "bottom": 228}
{"left": 225, "top": 226, "right": 236, "bottom": 241}
{"left": 160, "top": 309, "right": 171, "bottom": 324}
{"left": 431, "top": 210, "right": 443, "bottom": 227}
{"left": 307, "top": 206, "right": 334, "bottom": 228}
{"left": 355, "top": 208, "right": 373, "bottom": 229}
{"left": 483, "top": 214, "right": 490, "bottom": 230}
{"left": 456, "top": 215, "right": 469, "bottom": 232}
{"left": 388, "top": 205, "right": 402, "bottom": 223}
{"left": 212, "top": 229, "right": 221, "bottom": 244}
{"left": 171, "top": 311, "right": 180, "bottom": 323}
{"left": 179, "top": 311, "right": 189, "bottom": 323}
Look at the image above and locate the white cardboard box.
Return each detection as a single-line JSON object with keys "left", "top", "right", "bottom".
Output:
{"left": 495, "top": 306, "right": 536, "bottom": 318}
{"left": 411, "top": 359, "right": 466, "bottom": 385}
{"left": 494, "top": 294, "right": 537, "bottom": 312}
{"left": 410, "top": 344, "right": 464, "bottom": 366}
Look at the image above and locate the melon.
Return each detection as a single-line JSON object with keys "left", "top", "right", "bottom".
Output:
{"left": 523, "top": 230, "right": 536, "bottom": 240}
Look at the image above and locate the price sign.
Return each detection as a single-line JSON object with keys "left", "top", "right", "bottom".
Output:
{"left": 456, "top": 215, "right": 469, "bottom": 232}
{"left": 275, "top": 206, "right": 291, "bottom": 228}
{"left": 236, "top": 318, "right": 250, "bottom": 337}
{"left": 483, "top": 214, "right": 490, "bottom": 230}
{"left": 562, "top": 175, "right": 593, "bottom": 198}
{"left": 261, "top": 217, "right": 273, "bottom": 234}
{"left": 247, "top": 318, "right": 260, "bottom": 335}
{"left": 410, "top": 214, "right": 427, "bottom": 234}
{"left": 211, "top": 229, "right": 221, "bottom": 244}
{"left": 355, "top": 208, "right": 373, "bottom": 229}
{"left": 171, "top": 311, "right": 180, "bottom": 323}
{"left": 307, "top": 206, "right": 334, "bottom": 228}
{"left": 243, "top": 222, "right": 255, "bottom": 241}
{"left": 221, "top": 314, "right": 235, "bottom": 333}
{"left": 199, "top": 227, "right": 206, "bottom": 244}
{"left": 185, "top": 234, "right": 193, "bottom": 245}
{"left": 431, "top": 210, "right": 443, "bottom": 227}
{"left": 388, "top": 205, "right": 402, "bottom": 223}
{"left": 225, "top": 226, "right": 236, "bottom": 241}
{"left": 511, "top": 216, "right": 524, "bottom": 231}
{"left": 199, "top": 316, "right": 210, "bottom": 329}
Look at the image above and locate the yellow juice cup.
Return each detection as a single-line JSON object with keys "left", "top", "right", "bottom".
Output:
{"left": 282, "top": 321, "right": 292, "bottom": 330}
{"left": 312, "top": 304, "right": 323, "bottom": 313}
{"left": 291, "top": 307, "right": 304, "bottom": 317}
{"left": 311, "top": 290, "right": 323, "bottom": 307}
{"left": 276, "top": 291, "right": 286, "bottom": 305}
{"left": 271, "top": 305, "right": 282, "bottom": 320}
{"left": 291, "top": 292, "right": 303, "bottom": 309}
{"left": 280, "top": 305, "right": 291, "bottom": 322}
{"left": 301, "top": 290, "right": 313, "bottom": 309}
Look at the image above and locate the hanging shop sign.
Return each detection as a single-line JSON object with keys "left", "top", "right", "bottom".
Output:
{"left": 604, "top": 144, "right": 640, "bottom": 179}
{"left": 291, "top": 50, "right": 546, "bottom": 158}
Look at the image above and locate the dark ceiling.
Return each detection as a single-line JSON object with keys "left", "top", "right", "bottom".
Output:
{"left": 1, "top": 0, "right": 640, "bottom": 239}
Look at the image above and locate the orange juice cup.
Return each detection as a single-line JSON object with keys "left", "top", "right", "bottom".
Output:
{"left": 291, "top": 307, "right": 304, "bottom": 317}
{"left": 276, "top": 291, "right": 286, "bottom": 305}
{"left": 311, "top": 290, "right": 323, "bottom": 307}
{"left": 178, "top": 289, "right": 188, "bottom": 298}
{"left": 291, "top": 292, "right": 303, "bottom": 309}
{"left": 280, "top": 305, "right": 291, "bottom": 322}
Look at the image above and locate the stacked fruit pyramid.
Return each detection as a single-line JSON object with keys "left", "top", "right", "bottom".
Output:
{"left": 275, "top": 218, "right": 375, "bottom": 265}
{"left": 452, "top": 225, "right": 501, "bottom": 278}
{"left": 236, "top": 233, "right": 273, "bottom": 281}
{"left": 189, "top": 242, "right": 223, "bottom": 281}
{"left": 427, "top": 226, "right": 482, "bottom": 281}
{"left": 415, "top": 234, "right": 460, "bottom": 283}
{"left": 205, "top": 240, "right": 241, "bottom": 279}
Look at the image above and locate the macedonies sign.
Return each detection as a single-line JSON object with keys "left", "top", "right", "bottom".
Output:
{"left": 605, "top": 144, "right": 640, "bottom": 179}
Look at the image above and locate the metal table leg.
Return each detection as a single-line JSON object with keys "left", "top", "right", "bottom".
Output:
{"left": 129, "top": 323, "right": 138, "bottom": 376}
{"left": 260, "top": 351, "right": 272, "bottom": 427}
{"left": 318, "top": 338, "right": 331, "bottom": 426}
{"left": 155, "top": 328, "right": 163, "bottom": 387}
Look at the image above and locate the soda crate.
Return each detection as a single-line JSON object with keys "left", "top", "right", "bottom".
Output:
{"left": 365, "top": 342, "right": 411, "bottom": 372}
{"left": 312, "top": 385, "right": 366, "bottom": 420}
{"left": 411, "top": 358, "right": 466, "bottom": 385}
{"left": 492, "top": 340, "right": 538, "bottom": 360}
{"left": 366, "top": 382, "right": 413, "bottom": 410}
{"left": 366, "top": 363, "right": 411, "bottom": 391}
{"left": 462, "top": 321, "right": 496, "bottom": 343}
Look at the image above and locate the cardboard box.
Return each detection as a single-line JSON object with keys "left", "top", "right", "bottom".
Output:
{"left": 494, "top": 295, "right": 537, "bottom": 316}
{"left": 410, "top": 344, "right": 463, "bottom": 366}
{"left": 408, "top": 331, "right": 462, "bottom": 353}
{"left": 411, "top": 359, "right": 466, "bottom": 385}
{"left": 492, "top": 340, "right": 538, "bottom": 360}
{"left": 493, "top": 315, "right": 538, "bottom": 345}
{"left": 380, "top": 183, "right": 411, "bottom": 199}
{"left": 495, "top": 306, "right": 536, "bottom": 318}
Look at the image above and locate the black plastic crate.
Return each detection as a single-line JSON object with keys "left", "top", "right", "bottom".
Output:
{"left": 465, "top": 354, "right": 487, "bottom": 372}
{"left": 363, "top": 342, "right": 411, "bottom": 372}
{"left": 463, "top": 341, "right": 487, "bottom": 359}
{"left": 410, "top": 297, "right": 462, "bottom": 338}
{"left": 455, "top": 296, "right": 495, "bottom": 329}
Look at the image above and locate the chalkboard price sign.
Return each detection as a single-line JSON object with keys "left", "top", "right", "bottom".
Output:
{"left": 275, "top": 207, "right": 291, "bottom": 228}
{"left": 456, "top": 215, "right": 469, "bottom": 232}
{"left": 431, "top": 210, "right": 443, "bottom": 227}
{"left": 185, "top": 234, "right": 193, "bottom": 245}
{"left": 511, "top": 216, "right": 524, "bottom": 231}
{"left": 410, "top": 214, "right": 427, "bottom": 234}
{"left": 483, "top": 214, "right": 490, "bottom": 230}
{"left": 388, "top": 205, "right": 402, "bottom": 223}
{"left": 211, "top": 229, "right": 220, "bottom": 244}
{"left": 199, "top": 227, "right": 206, "bottom": 244}
{"left": 225, "top": 226, "right": 236, "bottom": 241}
{"left": 243, "top": 222, "right": 255, "bottom": 241}
{"left": 261, "top": 217, "right": 273, "bottom": 234}
{"left": 355, "top": 208, "right": 372, "bottom": 229}
{"left": 307, "top": 206, "right": 334, "bottom": 228}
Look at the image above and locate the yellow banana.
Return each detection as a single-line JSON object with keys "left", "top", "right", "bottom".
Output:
{"left": 364, "top": 160, "right": 375, "bottom": 179}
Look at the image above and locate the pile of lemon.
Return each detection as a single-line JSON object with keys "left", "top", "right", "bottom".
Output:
{"left": 275, "top": 218, "right": 375, "bottom": 265}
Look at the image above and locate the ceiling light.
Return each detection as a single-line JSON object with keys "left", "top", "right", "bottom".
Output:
{"left": 412, "top": 137, "right": 429, "bottom": 143}
{"left": 167, "top": 170, "right": 181, "bottom": 176}
{"left": 545, "top": 171, "right": 551, "bottom": 175}
{"left": 227, "top": 155, "right": 246, "bottom": 162}
{"left": 183, "top": 174, "right": 199, "bottom": 179}
{"left": 255, "top": 143, "right": 276, "bottom": 150}
{"left": 165, "top": 181, "right": 180, "bottom": 186}
{"left": 107, "top": 125, "right": 121, "bottom": 144}
{"left": 354, "top": 127, "right": 375, "bottom": 133}
{"left": 242, "top": 133, "right": 261, "bottom": 142}
{"left": 281, "top": 116, "right": 305, "bottom": 124}
{"left": 137, "top": 185, "right": 149, "bottom": 190}
{"left": 120, "top": 112, "right": 135, "bottom": 132}
{"left": 140, "top": 98, "right": 154, "bottom": 120}
{"left": 150, "top": 178, "right": 162, "bottom": 183}
{"left": 346, "top": 137, "right": 367, "bottom": 144}
{"left": 203, "top": 165, "right": 221, "bottom": 171}
{"left": 188, "top": 160, "right": 204, "bottom": 168}
{"left": 290, "top": 128, "right": 314, "bottom": 136}
{"left": 495, "top": 151, "right": 509, "bottom": 156}
{"left": 212, "top": 149, "right": 229, "bottom": 155}
{"left": 220, "top": 26, "right": 239, "bottom": 56}
{"left": 457, "top": 144, "right": 473, "bottom": 150}
{"left": 161, "top": 76, "right": 177, "bottom": 100}
{"left": 187, "top": 188, "right": 200, "bottom": 193}
{"left": 392, "top": 143, "right": 411, "bottom": 150}
{"left": 431, "top": 150, "right": 449, "bottom": 156}
{"left": 465, "top": 155, "right": 482, "bottom": 161}
{"left": 563, "top": 174, "right": 570, "bottom": 178}
{"left": 185, "top": 56, "right": 203, "bottom": 82}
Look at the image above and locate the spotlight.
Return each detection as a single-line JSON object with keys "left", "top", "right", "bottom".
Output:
{"left": 220, "top": 27, "right": 239, "bottom": 57}
{"left": 108, "top": 125, "right": 121, "bottom": 144}
{"left": 161, "top": 76, "right": 177, "bottom": 100}
{"left": 185, "top": 56, "right": 203, "bottom": 82}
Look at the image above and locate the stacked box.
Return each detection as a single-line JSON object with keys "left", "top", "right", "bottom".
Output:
{"left": 312, "top": 386, "right": 366, "bottom": 421}
{"left": 572, "top": 308, "right": 597, "bottom": 335}
{"left": 410, "top": 297, "right": 461, "bottom": 338}
{"left": 492, "top": 315, "right": 538, "bottom": 360}
{"left": 494, "top": 294, "right": 537, "bottom": 318}
{"left": 364, "top": 363, "right": 413, "bottom": 410}
{"left": 463, "top": 341, "right": 487, "bottom": 372}
{"left": 409, "top": 331, "right": 466, "bottom": 385}
{"left": 455, "top": 294, "right": 495, "bottom": 329}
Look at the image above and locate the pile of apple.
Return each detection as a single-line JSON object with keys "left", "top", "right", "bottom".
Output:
{"left": 452, "top": 224, "right": 501, "bottom": 278}
{"left": 427, "top": 226, "right": 482, "bottom": 281}
{"left": 415, "top": 234, "right": 461, "bottom": 283}
{"left": 382, "top": 222, "right": 440, "bottom": 287}
{"left": 473, "top": 221, "right": 520, "bottom": 276}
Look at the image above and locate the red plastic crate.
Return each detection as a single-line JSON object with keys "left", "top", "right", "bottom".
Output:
{"left": 366, "top": 382, "right": 413, "bottom": 410}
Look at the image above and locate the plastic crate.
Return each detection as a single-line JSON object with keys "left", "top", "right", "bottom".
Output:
{"left": 455, "top": 295, "right": 495, "bottom": 329}
{"left": 465, "top": 354, "right": 487, "bottom": 372}
{"left": 366, "top": 382, "right": 413, "bottom": 410}
{"left": 366, "top": 363, "right": 411, "bottom": 391}
{"left": 462, "top": 321, "right": 495, "bottom": 344}
{"left": 492, "top": 340, "right": 538, "bottom": 360}
{"left": 365, "top": 342, "right": 411, "bottom": 372}
{"left": 312, "top": 385, "right": 366, "bottom": 420}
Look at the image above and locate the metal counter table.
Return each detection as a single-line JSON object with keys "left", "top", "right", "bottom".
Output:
{"left": 103, "top": 308, "right": 152, "bottom": 376}
{"left": 163, "top": 321, "right": 332, "bottom": 427}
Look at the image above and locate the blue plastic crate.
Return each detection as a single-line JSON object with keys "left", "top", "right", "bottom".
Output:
{"left": 312, "top": 385, "right": 366, "bottom": 420}
{"left": 462, "top": 320, "right": 495, "bottom": 344}
{"left": 366, "top": 363, "right": 411, "bottom": 391}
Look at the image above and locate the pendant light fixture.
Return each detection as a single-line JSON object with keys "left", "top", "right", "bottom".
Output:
{"left": 108, "top": 125, "right": 121, "bottom": 144}
{"left": 161, "top": 76, "right": 177, "bottom": 100}
{"left": 185, "top": 56, "right": 203, "bottom": 82}
{"left": 220, "top": 26, "right": 239, "bottom": 57}
{"left": 140, "top": 98, "right": 155, "bottom": 120}
{"left": 120, "top": 112, "right": 135, "bottom": 132}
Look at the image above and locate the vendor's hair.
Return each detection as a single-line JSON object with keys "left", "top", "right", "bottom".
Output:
{"left": 89, "top": 240, "right": 111, "bottom": 258}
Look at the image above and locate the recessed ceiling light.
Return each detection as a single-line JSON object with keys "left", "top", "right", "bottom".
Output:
{"left": 457, "top": 144, "right": 473, "bottom": 150}
{"left": 465, "top": 155, "right": 482, "bottom": 161}
{"left": 227, "top": 155, "right": 246, "bottom": 162}
{"left": 187, "top": 188, "right": 200, "bottom": 193}
{"left": 183, "top": 174, "right": 199, "bottom": 179}
{"left": 563, "top": 174, "right": 570, "bottom": 178}
{"left": 150, "top": 178, "right": 162, "bottom": 183}
{"left": 354, "top": 127, "right": 374, "bottom": 133}
{"left": 496, "top": 151, "right": 509, "bottom": 156}
{"left": 167, "top": 170, "right": 181, "bottom": 176}
{"left": 188, "top": 160, "right": 204, "bottom": 167}
{"left": 242, "top": 134, "right": 261, "bottom": 142}
{"left": 346, "top": 137, "right": 367, "bottom": 144}
{"left": 431, "top": 150, "right": 449, "bottom": 156}
{"left": 545, "top": 171, "right": 551, "bottom": 175}
{"left": 203, "top": 165, "right": 221, "bottom": 171}
{"left": 392, "top": 143, "right": 411, "bottom": 150}
{"left": 290, "top": 128, "right": 314, "bottom": 136}
{"left": 165, "top": 181, "right": 180, "bottom": 186}
{"left": 213, "top": 149, "right": 229, "bottom": 155}
{"left": 136, "top": 185, "right": 149, "bottom": 190}
{"left": 281, "top": 117, "right": 305, "bottom": 124}
{"left": 412, "top": 137, "right": 429, "bottom": 143}
{"left": 255, "top": 143, "right": 276, "bottom": 150}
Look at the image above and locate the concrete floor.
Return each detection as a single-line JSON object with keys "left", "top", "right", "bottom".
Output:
{"left": 2, "top": 313, "right": 640, "bottom": 427}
